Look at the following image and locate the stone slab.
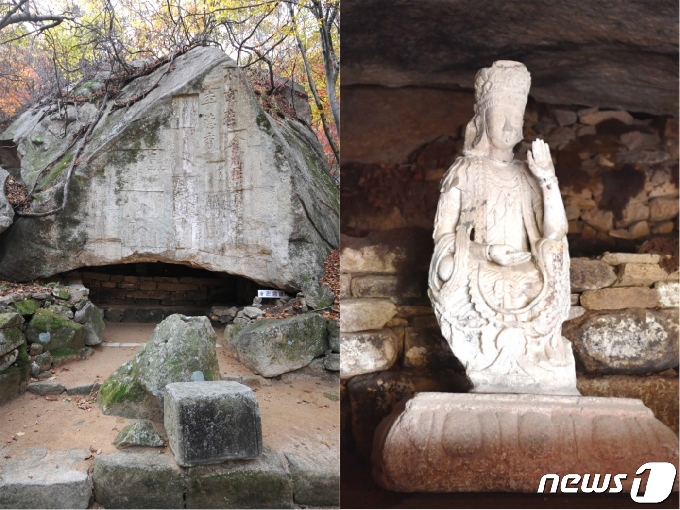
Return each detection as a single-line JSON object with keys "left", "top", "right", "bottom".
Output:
{"left": 580, "top": 287, "right": 659, "bottom": 310}
{"left": 164, "top": 381, "right": 262, "bottom": 467}
{"left": 284, "top": 451, "right": 340, "bottom": 507}
{"left": 186, "top": 446, "right": 293, "bottom": 509}
{"left": 373, "top": 393, "right": 679, "bottom": 493}
{"left": 93, "top": 452, "right": 184, "bottom": 509}
{"left": 615, "top": 263, "right": 678, "bottom": 287}
{"left": 340, "top": 298, "right": 397, "bottom": 333}
{"left": 0, "top": 448, "right": 92, "bottom": 509}
{"left": 340, "top": 329, "right": 400, "bottom": 379}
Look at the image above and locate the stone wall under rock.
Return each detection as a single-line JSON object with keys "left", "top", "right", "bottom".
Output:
{"left": 0, "top": 46, "right": 339, "bottom": 307}
{"left": 0, "top": 284, "right": 103, "bottom": 405}
{"left": 339, "top": 235, "right": 679, "bottom": 459}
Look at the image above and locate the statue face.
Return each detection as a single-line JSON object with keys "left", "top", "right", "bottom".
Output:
{"left": 484, "top": 105, "right": 524, "bottom": 152}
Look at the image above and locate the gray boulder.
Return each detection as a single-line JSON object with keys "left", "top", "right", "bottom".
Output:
{"left": 35, "top": 351, "right": 52, "bottom": 372}
{"left": 27, "top": 381, "right": 66, "bottom": 395}
{"left": 0, "top": 312, "right": 24, "bottom": 357}
{"left": 0, "top": 448, "right": 91, "bottom": 509}
{"left": 74, "top": 302, "right": 104, "bottom": 346}
{"left": 563, "top": 308, "right": 679, "bottom": 374}
{"left": 232, "top": 313, "right": 328, "bottom": 377}
{"left": 94, "top": 453, "right": 184, "bottom": 509}
{"left": 26, "top": 309, "right": 85, "bottom": 352}
{"left": 324, "top": 351, "right": 340, "bottom": 372}
{"left": 164, "top": 381, "right": 262, "bottom": 467}
{"left": 98, "top": 314, "right": 220, "bottom": 420}
{"left": 0, "top": 348, "right": 18, "bottom": 372}
{"left": 112, "top": 419, "right": 165, "bottom": 448}
{"left": 327, "top": 319, "right": 339, "bottom": 352}
{"left": 0, "top": 46, "right": 338, "bottom": 300}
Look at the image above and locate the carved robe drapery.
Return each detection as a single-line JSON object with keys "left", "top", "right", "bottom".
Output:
{"left": 428, "top": 156, "right": 578, "bottom": 395}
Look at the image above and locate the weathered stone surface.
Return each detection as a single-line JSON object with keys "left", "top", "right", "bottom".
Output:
{"left": 27, "top": 381, "right": 66, "bottom": 395}
{"left": 373, "top": 393, "right": 679, "bottom": 492}
{"left": 323, "top": 351, "right": 340, "bottom": 371}
{"left": 403, "top": 327, "right": 461, "bottom": 370}
{"left": 340, "top": 239, "right": 403, "bottom": 274}
{"left": 615, "top": 262, "right": 678, "bottom": 287}
{"left": 26, "top": 309, "right": 85, "bottom": 352}
{"left": 93, "top": 452, "right": 184, "bottom": 509}
{"left": 0, "top": 321, "right": 24, "bottom": 356}
{"left": 186, "top": 446, "right": 293, "bottom": 509}
{"left": 98, "top": 314, "right": 220, "bottom": 420}
{"left": 343, "top": 1, "right": 678, "bottom": 116}
{"left": 0, "top": 47, "right": 338, "bottom": 300}
{"left": 563, "top": 308, "right": 679, "bottom": 374}
{"left": 340, "top": 298, "right": 397, "bottom": 333}
{"left": 553, "top": 109, "right": 577, "bottom": 126}
{"left": 581, "top": 208, "right": 614, "bottom": 232}
{"left": 164, "top": 381, "right": 262, "bottom": 467}
{"left": 112, "top": 419, "right": 165, "bottom": 448}
{"left": 242, "top": 306, "right": 264, "bottom": 319}
{"left": 0, "top": 348, "right": 18, "bottom": 372}
{"left": 73, "top": 302, "right": 104, "bottom": 346}
{"left": 327, "top": 319, "right": 339, "bottom": 352}
{"left": 347, "top": 370, "right": 469, "bottom": 458}
{"left": 14, "top": 298, "right": 40, "bottom": 315}
{"left": 0, "top": 448, "right": 92, "bottom": 509}
{"left": 0, "top": 311, "right": 23, "bottom": 330}
{"left": 569, "top": 258, "right": 617, "bottom": 292}
{"left": 0, "top": 168, "right": 14, "bottom": 234}
{"left": 655, "top": 281, "right": 679, "bottom": 307}
{"left": 340, "top": 329, "right": 400, "bottom": 379}
{"left": 649, "top": 196, "right": 679, "bottom": 221}
{"left": 35, "top": 351, "right": 52, "bottom": 372}
{"left": 231, "top": 314, "right": 327, "bottom": 377}
{"left": 0, "top": 368, "right": 22, "bottom": 405}
{"left": 601, "top": 252, "right": 662, "bottom": 265}
{"left": 578, "top": 374, "right": 679, "bottom": 435}
{"left": 66, "top": 382, "right": 101, "bottom": 395}
{"left": 580, "top": 109, "right": 634, "bottom": 126}
{"left": 350, "top": 275, "right": 420, "bottom": 300}
{"left": 285, "top": 451, "right": 340, "bottom": 507}
{"left": 580, "top": 287, "right": 659, "bottom": 310}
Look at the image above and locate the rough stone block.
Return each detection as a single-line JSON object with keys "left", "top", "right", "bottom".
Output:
{"left": 578, "top": 374, "right": 679, "bottom": 434}
{"left": 340, "top": 329, "right": 400, "bottom": 379}
{"left": 285, "top": 451, "right": 340, "bottom": 507}
{"left": 569, "top": 258, "right": 617, "bottom": 292}
{"left": 93, "top": 453, "right": 184, "bottom": 509}
{"left": 350, "top": 275, "right": 421, "bottom": 300}
{"left": 0, "top": 448, "right": 92, "bottom": 509}
{"left": 327, "top": 319, "right": 339, "bottom": 352}
{"left": 164, "top": 381, "right": 262, "bottom": 467}
{"left": 655, "top": 281, "right": 680, "bottom": 307}
{"left": 601, "top": 252, "right": 661, "bottom": 265}
{"left": 27, "top": 381, "right": 66, "bottom": 396}
{"left": 340, "top": 298, "right": 397, "bottom": 333}
{"left": 580, "top": 287, "right": 659, "bottom": 310}
{"left": 0, "top": 322, "right": 24, "bottom": 357}
{"left": 347, "top": 370, "right": 469, "bottom": 459}
{"left": 615, "top": 263, "right": 678, "bottom": 287}
{"left": 403, "top": 327, "right": 462, "bottom": 370}
{"left": 104, "top": 309, "right": 123, "bottom": 322}
{"left": 340, "top": 240, "right": 404, "bottom": 274}
{"left": 137, "top": 308, "right": 164, "bottom": 323}
{"left": 373, "top": 393, "right": 679, "bottom": 492}
{"left": 186, "top": 446, "right": 292, "bottom": 509}
{"left": 0, "top": 368, "right": 21, "bottom": 405}
{"left": 25, "top": 309, "right": 84, "bottom": 352}
{"left": 649, "top": 196, "right": 679, "bottom": 221}
{"left": 112, "top": 419, "right": 165, "bottom": 448}
{"left": 563, "top": 308, "right": 678, "bottom": 374}
{"left": 339, "top": 273, "right": 351, "bottom": 298}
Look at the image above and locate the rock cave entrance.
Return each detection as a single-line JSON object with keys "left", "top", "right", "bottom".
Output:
{"left": 57, "top": 262, "right": 260, "bottom": 323}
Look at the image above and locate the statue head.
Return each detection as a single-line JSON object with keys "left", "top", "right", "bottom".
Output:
{"left": 463, "top": 61, "right": 531, "bottom": 157}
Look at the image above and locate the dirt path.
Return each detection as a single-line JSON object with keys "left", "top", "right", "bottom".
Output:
{"left": 0, "top": 323, "right": 340, "bottom": 462}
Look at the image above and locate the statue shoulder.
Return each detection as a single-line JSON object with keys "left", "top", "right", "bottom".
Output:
{"left": 440, "top": 156, "right": 478, "bottom": 193}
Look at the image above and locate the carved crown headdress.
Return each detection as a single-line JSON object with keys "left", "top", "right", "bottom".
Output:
{"left": 474, "top": 60, "right": 531, "bottom": 112}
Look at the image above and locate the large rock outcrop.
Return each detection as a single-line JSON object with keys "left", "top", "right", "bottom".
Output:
{"left": 0, "top": 47, "right": 339, "bottom": 299}
{"left": 343, "top": 0, "right": 678, "bottom": 115}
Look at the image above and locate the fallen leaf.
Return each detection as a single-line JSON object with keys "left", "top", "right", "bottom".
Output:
{"left": 16, "top": 432, "right": 24, "bottom": 436}
{"left": 320, "top": 440, "right": 330, "bottom": 448}
{"left": 84, "top": 454, "right": 93, "bottom": 460}
{"left": 96, "top": 449, "right": 101, "bottom": 455}
{"left": 158, "top": 450, "right": 165, "bottom": 454}
{"left": 45, "top": 396, "right": 57, "bottom": 402}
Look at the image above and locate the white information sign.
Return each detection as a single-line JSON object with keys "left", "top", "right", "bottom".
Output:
{"left": 257, "top": 289, "right": 286, "bottom": 298}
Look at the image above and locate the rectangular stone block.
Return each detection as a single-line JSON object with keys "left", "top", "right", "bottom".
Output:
{"left": 340, "top": 298, "right": 397, "bottom": 333}
{"left": 350, "top": 275, "right": 421, "bottom": 300}
{"left": 615, "top": 263, "right": 678, "bottom": 287}
{"left": 655, "top": 281, "right": 680, "bottom": 307}
{"left": 139, "top": 281, "right": 158, "bottom": 290}
{"left": 164, "top": 381, "right": 263, "bottom": 467}
{"left": 157, "top": 282, "right": 200, "bottom": 291}
{"left": 126, "top": 290, "right": 171, "bottom": 300}
{"left": 285, "top": 451, "right": 339, "bottom": 507}
{"left": 0, "top": 448, "right": 92, "bottom": 509}
{"left": 96, "top": 288, "right": 126, "bottom": 300}
{"left": 186, "top": 446, "right": 292, "bottom": 509}
{"left": 152, "top": 276, "right": 179, "bottom": 283}
{"left": 580, "top": 287, "right": 659, "bottom": 310}
{"left": 82, "top": 272, "right": 110, "bottom": 281}
{"left": 403, "top": 327, "right": 460, "bottom": 370}
{"left": 122, "top": 275, "right": 139, "bottom": 283}
{"left": 118, "top": 282, "right": 137, "bottom": 289}
{"left": 192, "top": 277, "right": 224, "bottom": 286}
{"left": 340, "top": 329, "right": 400, "bottom": 379}
{"left": 94, "top": 453, "right": 185, "bottom": 509}
{"left": 601, "top": 252, "right": 661, "bottom": 265}
{"left": 100, "top": 281, "right": 117, "bottom": 289}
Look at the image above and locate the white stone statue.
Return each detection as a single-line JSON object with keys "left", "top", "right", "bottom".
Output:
{"left": 428, "top": 61, "right": 578, "bottom": 395}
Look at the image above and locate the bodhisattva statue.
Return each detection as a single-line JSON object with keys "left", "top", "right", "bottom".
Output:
{"left": 428, "top": 61, "right": 578, "bottom": 395}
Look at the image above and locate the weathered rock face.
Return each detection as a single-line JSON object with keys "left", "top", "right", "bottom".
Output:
{"left": 563, "top": 308, "right": 679, "bottom": 375}
{"left": 98, "top": 314, "right": 220, "bottom": 420}
{"left": 0, "top": 169, "right": 14, "bottom": 234}
{"left": 0, "top": 47, "right": 339, "bottom": 301}
{"left": 232, "top": 313, "right": 328, "bottom": 377}
{"left": 343, "top": 0, "right": 678, "bottom": 115}
{"left": 26, "top": 309, "right": 85, "bottom": 352}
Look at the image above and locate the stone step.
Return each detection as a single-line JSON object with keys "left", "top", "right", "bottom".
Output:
{"left": 285, "top": 451, "right": 340, "bottom": 507}
{"left": 0, "top": 448, "right": 92, "bottom": 509}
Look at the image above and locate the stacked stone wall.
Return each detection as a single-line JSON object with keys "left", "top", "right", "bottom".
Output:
{"left": 339, "top": 235, "right": 679, "bottom": 459}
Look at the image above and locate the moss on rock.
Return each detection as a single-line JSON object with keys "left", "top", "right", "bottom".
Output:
{"left": 26, "top": 309, "right": 84, "bottom": 352}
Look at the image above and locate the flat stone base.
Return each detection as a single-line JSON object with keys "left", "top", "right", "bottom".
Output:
{"left": 373, "top": 393, "right": 679, "bottom": 493}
